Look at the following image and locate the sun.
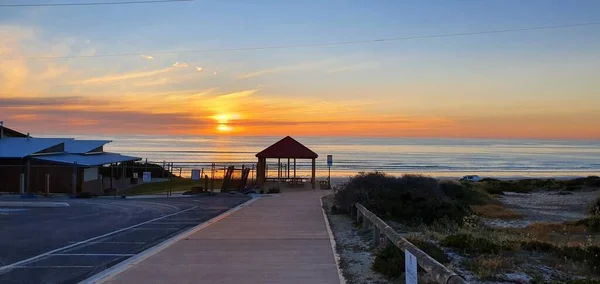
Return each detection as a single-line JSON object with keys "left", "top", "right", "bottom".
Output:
{"left": 216, "top": 124, "right": 233, "bottom": 133}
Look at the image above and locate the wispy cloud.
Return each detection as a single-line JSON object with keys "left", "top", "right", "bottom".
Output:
{"left": 71, "top": 67, "right": 173, "bottom": 84}
{"left": 172, "top": 61, "right": 188, "bottom": 68}
{"left": 140, "top": 54, "right": 154, "bottom": 60}
{"left": 196, "top": 66, "right": 203, "bottom": 72}
{"left": 215, "top": 89, "right": 257, "bottom": 100}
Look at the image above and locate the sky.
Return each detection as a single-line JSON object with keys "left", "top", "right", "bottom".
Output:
{"left": 0, "top": 0, "right": 599, "bottom": 139}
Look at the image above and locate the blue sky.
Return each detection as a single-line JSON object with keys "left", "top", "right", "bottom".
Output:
{"left": 1, "top": 0, "right": 599, "bottom": 138}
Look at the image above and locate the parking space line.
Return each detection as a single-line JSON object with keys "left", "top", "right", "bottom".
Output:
{"left": 130, "top": 227, "right": 180, "bottom": 230}
{"left": 150, "top": 222, "right": 202, "bottom": 225}
{"left": 0, "top": 206, "right": 199, "bottom": 274}
{"left": 67, "top": 242, "right": 147, "bottom": 245}
{"left": 13, "top": 266, "right": 95, "bottom": 269}
{"left": 51, "top": 254, "right": 135, "bottom": 257}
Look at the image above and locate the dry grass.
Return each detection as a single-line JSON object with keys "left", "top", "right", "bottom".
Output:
{"left": 462, "top": 255, "right": 514, "bottom": 280}
{"left": 471, "top": 204, "right": 522, "bottom": 219}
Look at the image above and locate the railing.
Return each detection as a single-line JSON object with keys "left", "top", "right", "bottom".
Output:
{"left": 350, "top": 203, "right": 468, "bottom": 284}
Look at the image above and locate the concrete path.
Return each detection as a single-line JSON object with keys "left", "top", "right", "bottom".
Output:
{"left": 100, "top": 190, "right": 342, "bottom": 284}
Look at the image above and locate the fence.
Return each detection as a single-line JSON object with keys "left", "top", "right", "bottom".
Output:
{"left": 350, "top": 203, "right": 468, "bottom": 284}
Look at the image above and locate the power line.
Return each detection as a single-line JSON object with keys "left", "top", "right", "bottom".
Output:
{"left": 6, "top": 22, "right": 600, "bottom": 60}
{"left": 0, "top": 0, "right": 192, "bottom": 7}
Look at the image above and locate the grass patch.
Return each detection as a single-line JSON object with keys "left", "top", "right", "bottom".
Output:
{"left": 121, "top": 178, "right": 224, "bottom": 195}
{"left": 471, "top": 204, "right": 522, "bottom": 219}
{"left": 475, "top": 176, "right": 600, "bottom": 195}
{"left": 405, "top": 236, "right": 449, "bottom": 264}
{"left": 372, "top": 245, "right": 405, "bottom": 278}
{"left": 590, "top": 197, "right": 600, "bottom": 216}
{"left": 462, "top": 255, "right": 513, "bottom": 280}
{"left": 440, "top": 233, "right": 517, "bottom": 254}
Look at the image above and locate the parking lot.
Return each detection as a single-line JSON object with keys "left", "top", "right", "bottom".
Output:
{"left": 0, "top": 195, "right": 250, "bottom": 284}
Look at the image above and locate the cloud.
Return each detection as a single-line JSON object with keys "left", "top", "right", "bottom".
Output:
{"left": 172, "top": 61, "right": 188, "bottom": 68}
{"left": 196, "top": 66, "right": 203, "bottom": 72}
{"left": 214, "top": 90, "right": 257, "bottom": 100}
{"left": 71, "top": 67, "right": 173, "bottom": 84}
{"left": 140, "top": 54, "right": 154, "bottom": 60}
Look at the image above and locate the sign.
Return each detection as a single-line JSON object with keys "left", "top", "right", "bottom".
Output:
{"left": 142, "top": 172, "right": 152, "bottom": 183}
{"left": 327, "top": 155, "right": 333, "bottom": 167}
{"left": 191, "top": 169, "right": 201, "bottom": 180}
{"left": 405, "top": 250, "right": 418, "bottom": 284}
{"left": 133, "top": 173, "right": 138, "bottom": 179}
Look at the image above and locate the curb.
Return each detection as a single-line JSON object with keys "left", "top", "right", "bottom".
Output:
{"left": 82, "top": 196, "right": 259, "bottom": 284}
{"left": 0, "top": 201, "right": 70, "bottom": 208}
{"left": 320, "top": 195, "right": 347, "bottom": 284}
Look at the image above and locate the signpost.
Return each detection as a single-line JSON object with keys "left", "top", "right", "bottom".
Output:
{"left": 327, "top": 155, "right": 333, "bottom": 189}
{"left": 191, "top": 169, "right": 201, "bottom": 180}
{"left": 142, "top": 172, "right": 152, "bottom": 183}
{"left": 405, "top": 250, "right": 418, "bottom": 284}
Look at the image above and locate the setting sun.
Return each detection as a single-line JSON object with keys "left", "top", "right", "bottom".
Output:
{"left": 216, "top": 124, "right": 233, "bottom": 133}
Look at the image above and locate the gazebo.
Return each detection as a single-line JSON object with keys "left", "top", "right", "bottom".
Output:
{"left": 255, "top": 136, "right": 319, "bottom": 189}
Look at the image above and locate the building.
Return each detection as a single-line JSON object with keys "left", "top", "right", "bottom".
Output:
{"left": 0, "top": 124, "right": 140, "bottom": 194}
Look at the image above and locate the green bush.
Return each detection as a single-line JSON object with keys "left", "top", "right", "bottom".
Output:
{"left": 589, "top": 197, "right": 600, "bottom": 216}
{"left": 406, "top": 237, "right": 449, "bottom": 264}
{"left": 440, "top": 234, "right": 515, "bottom": 254}
{"left": 570, "top": 217, "right": 600, "bottom": 233}
{"left": 521, "top": 240, "right": 600, "bottom": 269}
{"left": 372, "top": 245, "right": 405, "bottom": 278}
{"left": 440, "top": 181, "right": 499, "bottom": 206}
{"left": 267, "top": 187, "right": 281, "bottom": 194}
{"left": 334, "top": 172, "right": 470, "bottom": 225}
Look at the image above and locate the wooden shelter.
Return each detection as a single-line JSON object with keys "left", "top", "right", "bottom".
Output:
{"left": 255, "top": 136, "right": 319, "bottom": 189}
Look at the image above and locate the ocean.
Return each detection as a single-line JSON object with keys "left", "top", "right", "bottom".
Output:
{"left": 59, "top": 135, "right": 600, "bottom": 180}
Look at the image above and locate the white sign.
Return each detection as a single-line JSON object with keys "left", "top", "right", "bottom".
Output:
{"left": 405, "top": 250, "right": 418, "bottom": 284}
{"left": 133, "top": 172, "right": 138, "bottom": 179}
{"left": 327, "top": 155, "right": 333, "bottom": 167}
{"left": 191, "top": 169, "right": 201, "bottom": 180}
{"left": 142, "top": 172, "right": 152, "bottom": 183}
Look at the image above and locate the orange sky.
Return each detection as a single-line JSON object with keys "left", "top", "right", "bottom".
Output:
{"left": 1, "top": 22, "right": 599, "bottom": 139}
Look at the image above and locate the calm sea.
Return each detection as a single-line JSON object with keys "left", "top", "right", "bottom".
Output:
{"left": 56, "top": 135, "right": 600, "bottom": 180}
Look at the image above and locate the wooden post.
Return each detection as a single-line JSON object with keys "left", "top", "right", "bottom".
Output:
{"left": 26, "top": 159, "right": 31, "bottom": 193}
{"left": 372, "top": 226, "right": 380, "bottom": 247}
{"left": 110, "top": 163, "right": 113, "bottom": 190}
{"left": 277, "top": 158, "right": 281, "bottom": 181}
{"left": 19, "top": 173, "right": 25, "bottom": 194}
{"left": 293, "top": 158, "right": 296, "bottom": 180}
{"left": 311, "top": 158, "right": 316, "bottom": 189}
{"left": 45, "top": 174, "right": 50, "bottom": 195}
{"left": 287, "top": 158, "right": 290, "bottom": 179}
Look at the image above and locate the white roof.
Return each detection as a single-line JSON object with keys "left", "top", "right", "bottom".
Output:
{"left": 32, "top": 152, "right": 141, "bottom": 167}
{"left": 65, "top": 140, "right": 111, "bottom": 154}
{"left": 0, "top": 137, "right": 71, "bottom": 158}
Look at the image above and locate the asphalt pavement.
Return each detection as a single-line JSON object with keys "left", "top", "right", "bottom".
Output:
{"left": 0, "top": 195, "right": 250, "bottom": 284}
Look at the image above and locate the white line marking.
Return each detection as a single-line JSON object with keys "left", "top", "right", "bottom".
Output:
{"left": 320, "top": 195, "right": 347, "bottom": 284}
{"left": 83, "top": 198, "right": 258, "bottom": 284}
{"left": 51, "top": 254, "right": 135, "bottom": 257}
{"left": 149, "top": 222, "right": 201, "bottom": 225}
{"left": 67, "top": 242, "right": 146, "bottom": 245}
{"left": 130, "top": 227, "right": 179, "bottom": 230}
{"left": 13, "top": 266, "right": 94, "bottom": 269}
{"left": 0, "top": 206, "right": 198, "bottom": 274}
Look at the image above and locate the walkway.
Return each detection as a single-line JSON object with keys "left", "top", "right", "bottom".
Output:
{"left": 100, "top": 190, "right": 342, "bottom": 284}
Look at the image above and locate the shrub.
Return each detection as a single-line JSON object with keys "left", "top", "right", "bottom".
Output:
{"left": 520, "top": 240, "right": 600, "bottom": 269}
{"left": 462, "top": 255, "right": 513, "bottom": 280}
{"left": 571, "top": 217, "right": 600, "bottom": 233}
{"left": 589, "top": 197, "right": 600, "bottom": 216}
{"left": 372, "top": 245, "right": 405, "bottom": 278}
{"left": 267, "top": 187, "right": 281, "bottom": 194}
{"left": 334, "top": 172, "right": 469, "bottom": 225}
{"left": 470, "top": 205, "right": 521, "bottom": 219}
{"left": 440, "top": 181, "right": 499, "bottom": 206}
{"left": 440, "top": 234, "right": 516, "bottom": 254}
{"left": 406, "top": 237, "right": 449, "bottom": 264}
